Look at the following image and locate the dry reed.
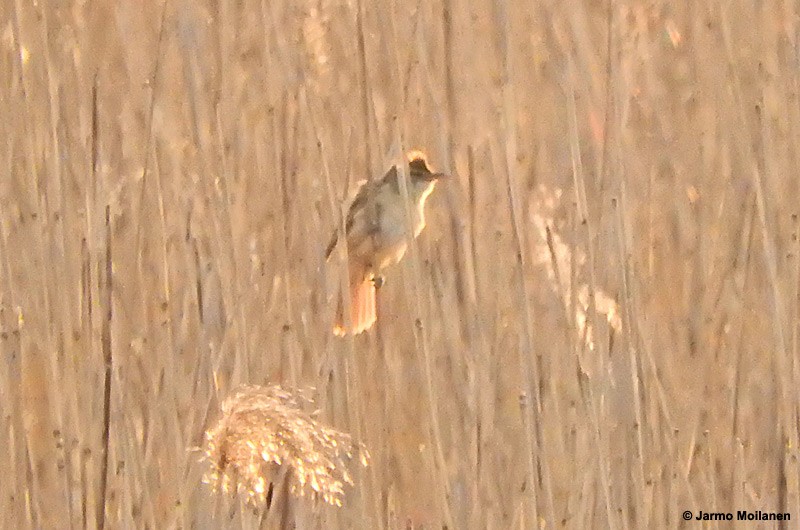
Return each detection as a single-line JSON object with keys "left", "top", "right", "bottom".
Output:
{"left": 202, "top": 385, "right": 369, "bottom": 509}
{"left": 3, "top": 0, "right": 800, "bottom": 528}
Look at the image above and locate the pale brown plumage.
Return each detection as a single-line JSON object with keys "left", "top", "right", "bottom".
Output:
{"left": 326, "top": 153, "right": 443, "bottom": 335}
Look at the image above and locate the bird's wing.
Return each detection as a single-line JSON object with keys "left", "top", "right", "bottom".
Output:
{"left": 325, "top": 174, "right": 388, "bottom": 260}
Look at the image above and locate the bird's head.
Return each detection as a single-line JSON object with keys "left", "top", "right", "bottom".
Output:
{"left": 405, "top": 149, "right": 445, "bottom": 208}
{"left": 407, "top": 150, "right": 446, "bottom": 183}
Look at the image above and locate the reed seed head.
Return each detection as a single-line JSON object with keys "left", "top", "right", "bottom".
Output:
{"left": 202, "top": 384, "right": 369, "bottom": 508}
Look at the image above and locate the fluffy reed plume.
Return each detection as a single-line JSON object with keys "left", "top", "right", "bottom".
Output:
{"left": 202, "top": 384, "right": 368, "bottom": 508}
{"left": 528, "top": 186, "right": 622, "bottom": 351}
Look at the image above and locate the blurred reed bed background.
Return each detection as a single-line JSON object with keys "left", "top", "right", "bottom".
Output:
{"left": 1, "top": 0, "right": 799, "bottom": 528}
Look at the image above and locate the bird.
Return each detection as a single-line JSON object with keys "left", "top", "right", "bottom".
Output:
{"left": 325, "top": 151, "right": 445, "bottom": 336}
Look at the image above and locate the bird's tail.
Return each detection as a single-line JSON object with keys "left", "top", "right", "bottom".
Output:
{"left": 333, "top": 268, "right": 377, "bottom": 336}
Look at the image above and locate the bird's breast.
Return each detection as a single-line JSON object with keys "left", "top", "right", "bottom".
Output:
{"left": 346, "top": 184, "right": 430, "bottom": 273}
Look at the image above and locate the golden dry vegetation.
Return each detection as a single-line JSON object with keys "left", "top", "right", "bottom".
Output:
{"left": 2, "top": 0, "right": 800, "bottom": 528}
